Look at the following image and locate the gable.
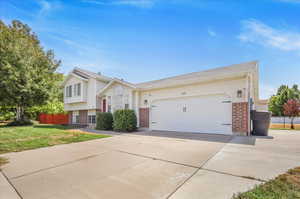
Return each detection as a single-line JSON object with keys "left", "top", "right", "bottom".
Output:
{"left": 100, "top": 82, "right": 132, "bottom": 97}
{"left": 61, "top": 72, "right": 88, "bottom": 88}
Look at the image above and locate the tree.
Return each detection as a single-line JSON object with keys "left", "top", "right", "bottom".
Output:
{"left": 0, "top": 20, "right": 60, "bottom": 123}
{"left": 268, "top": 84, "right": 300, "bottom": 116}
{"left": 283, "top": 99, "right": 300, "bottom": 129}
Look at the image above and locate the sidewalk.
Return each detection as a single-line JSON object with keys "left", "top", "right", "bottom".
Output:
{"left": 0, "top": 171, "right": 20, "bottom": 199}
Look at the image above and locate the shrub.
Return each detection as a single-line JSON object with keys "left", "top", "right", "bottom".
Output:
{"left": 113, "top": 109, "right": 137, "bottom": 132}
{"left": 6, "top": 119, "right": 33, "bottom": 126}
{"left": 96, "top": 112, "right": 113, "bottom": 130}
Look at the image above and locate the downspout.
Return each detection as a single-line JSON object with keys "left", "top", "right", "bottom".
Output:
{"left": 135, "top": 91, "right": 140, "bottom": 127}
{"left": 247, "top": 73, "right": 252, "bottom": 136}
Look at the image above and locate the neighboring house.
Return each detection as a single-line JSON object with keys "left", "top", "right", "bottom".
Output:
{"left": 62, "top": 61, "right": 267, "bottom": 135}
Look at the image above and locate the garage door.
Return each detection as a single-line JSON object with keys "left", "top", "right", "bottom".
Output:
{"left": 151, "top": 95, "right": 232, "bottom": 134}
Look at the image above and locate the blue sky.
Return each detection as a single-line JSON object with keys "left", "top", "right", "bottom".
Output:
{"left": 1, "top": 0, "right": 300, "bottom": 99}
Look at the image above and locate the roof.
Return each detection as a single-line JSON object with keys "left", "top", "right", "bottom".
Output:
{"left": 61, "top": 67, "right": 112, "bottom": 87}
{"left": 73, "top": 67, "right": 112, "bottom": 82}
{"left": 136, "top": 61, "right": 259, "bottom": 90}
{"left": 63, "top": 61, "right": 260, "bottom": 101}
{"left": 97, "top": 78, "right": 137, "bottom": 96}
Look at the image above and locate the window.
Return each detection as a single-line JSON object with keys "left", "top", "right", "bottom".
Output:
{"left": 73, "top": 83, "right": 81, "bottom": 97}
{"left": 72, "top": 111, "right": 79, "bottom": 124}
{"left": 73, "top": 83, "right": 81, "bottom": 96}
{"left": 65, "top": 85, "right": 72, "bottom": 97}
{"left": 77, "top": 83, "right": 81, "bottom": 96}
{"left": 88, "top": 115, "right": 96, "bottom": 124}
{"left": 124, "top": 95, "right": 129, "bottom": 109}
{"left": 125, "top": 104, "right": 129, "bottom": 109}
{"left": 66, "top": 83, "right": 81, "bottom": 98}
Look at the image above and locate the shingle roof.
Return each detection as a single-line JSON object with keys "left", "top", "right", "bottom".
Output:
{"left": 73, "top": 67, "right": 112, "bottom": 82}
{"left": 136, "top": 61, "right": 258, "bottom": 90}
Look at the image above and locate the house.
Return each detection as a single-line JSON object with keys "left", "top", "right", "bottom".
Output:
{"left": 62, "top": 61, "right": 266, "bottom": 136}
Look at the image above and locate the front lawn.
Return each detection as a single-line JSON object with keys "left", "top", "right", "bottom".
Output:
{"left": 233, "top": 167, "right": 300, "bottom": 199}
{"left": 0, "top": 124, "right": 110, "bottom": 154}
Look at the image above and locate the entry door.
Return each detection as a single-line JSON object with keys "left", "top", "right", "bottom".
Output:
{"left": 151, "top": 95, "right": 232, "bottom": 134}
{"left": 102, "top": 99, "right": 106, "bottom": 112}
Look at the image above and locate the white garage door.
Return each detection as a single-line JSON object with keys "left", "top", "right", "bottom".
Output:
{"left": 151, "top": 95, "right": 232, "bottom": 134}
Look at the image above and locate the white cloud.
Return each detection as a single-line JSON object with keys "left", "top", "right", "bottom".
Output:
{"left": 208, "top": 29, "right": 217, "bottom": 37}
{"left": 36, "top": 0, "right": 62, "bottom": 16}
{"left": 81, "top": 0, "right": 155, "bottom": 8}
{"left": 238, "top": 19, "right": 300, "bottom": 52}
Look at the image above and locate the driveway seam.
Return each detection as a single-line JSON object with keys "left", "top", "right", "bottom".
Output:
{"left": 202, "top": 168, "right": 266, "bottom": 182}
{"left": 165, "top": 138, "right": 233, "bottom": 199}
{"left": 1, "top": 170, "right": 23, "bottom": 199}
{"left": 10, "top": 154, "right": 101, "bottom": 180}
{"left": 115, "top": 150, "right": 200, "bottom": 169}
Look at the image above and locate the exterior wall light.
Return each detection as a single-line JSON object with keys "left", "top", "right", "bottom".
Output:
{"left": 144, "top": 99, "right": 148, "bottom": 105}
{"left": 237, "top": 90, "right": 243, "bottom": 98}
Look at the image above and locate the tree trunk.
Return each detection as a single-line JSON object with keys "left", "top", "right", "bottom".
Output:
{"left": 16, "top": 106, "right": 25, "bottom": 121}
{"left": 291, "top": 117, "right": 295, "bottom": 129}
{"left": 283, "top": 116, "right": 286, "bottom": 128}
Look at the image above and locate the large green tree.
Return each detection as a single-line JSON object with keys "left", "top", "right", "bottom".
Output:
{"left": 0, "top": 20, "right": 60, "bottom": 122}
{"left": 268, "top": 84, "right": 300, "bottom": 116}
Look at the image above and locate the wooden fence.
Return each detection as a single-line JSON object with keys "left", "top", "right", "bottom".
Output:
{"left": 39, "top": 113, "right": 68, "bottom": 125}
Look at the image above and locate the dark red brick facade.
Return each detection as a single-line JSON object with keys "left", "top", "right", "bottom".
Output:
{"left": 232, "top": 102, "right": 249, "bottom": 135}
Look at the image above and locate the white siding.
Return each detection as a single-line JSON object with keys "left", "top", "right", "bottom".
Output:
{"left": 102, "top": 83, "right": 134, "bottom": 112}
{"left": 64, "top": 76, "right": 107, "bottom": 111}
{"left": 139, "top": 77, "right": 249, "bottom": 109}
{"left": 64, "top": 77, "right": 87, "bottom": 104}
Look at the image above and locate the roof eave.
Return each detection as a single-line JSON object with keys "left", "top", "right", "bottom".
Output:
{"left": 137, "top": 72, "right": 250, "bottom": 91}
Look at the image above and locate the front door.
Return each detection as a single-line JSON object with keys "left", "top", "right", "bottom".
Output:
{"left": 102, "top": 99, "right": 106, "bottom": 112}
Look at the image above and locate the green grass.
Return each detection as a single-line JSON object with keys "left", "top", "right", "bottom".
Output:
{"left": 232, "top": 167, "right": 300, "bottom": 199}
{"left": 0, "top": 124, "right": 110, "bottom": 154}
{"left": 270, "top": 128, "right": 300, "bottom": 131}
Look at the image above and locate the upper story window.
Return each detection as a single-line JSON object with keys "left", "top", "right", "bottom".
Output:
{"left": 65, "top": 85, "right": 72, "bottom": 98}
{"left": 74, "top": 83, "right": 81, "bottom": 97}
{"left": 65, "top": 83, "right": 81, "bottom": 98}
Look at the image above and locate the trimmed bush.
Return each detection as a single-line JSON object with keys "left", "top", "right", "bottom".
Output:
{"left": 6, "top": 119, "right": 33, "bottom": 126}
{"left": 96, "top": 112, "right": 113, "bottom": 130}
{"left": 113, "top": 109, "right": 137, "bottom": 132}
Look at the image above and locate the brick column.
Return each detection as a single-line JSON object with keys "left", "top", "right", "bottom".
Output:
{"left": 232, "top": 102, "right": 249, "bottom": 135}
{"left": 139, "top": 108, "right": 149, "bottom": 128}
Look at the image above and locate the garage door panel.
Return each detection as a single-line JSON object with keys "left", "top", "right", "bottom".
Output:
{"left": 151, "top": 95, "right": 232, "bottom": 134}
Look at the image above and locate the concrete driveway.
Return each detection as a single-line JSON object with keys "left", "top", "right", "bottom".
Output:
{"left": 1, "top": 130, "right": 300, "bottom": 199}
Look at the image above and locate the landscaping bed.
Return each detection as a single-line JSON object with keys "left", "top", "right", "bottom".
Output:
{"left": 233, "top": 167, "right": 300, "bottom": 199}
{"left": 0, "top": 124, "right": 110, "bottom": 154}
